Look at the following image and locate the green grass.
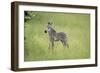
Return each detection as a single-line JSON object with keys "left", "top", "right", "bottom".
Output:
{"left": 24, "top": 11, "right": 90, "bottom": 61}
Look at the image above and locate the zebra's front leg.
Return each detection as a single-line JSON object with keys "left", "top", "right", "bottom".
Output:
{"left": 48, "top": 41, "right": 51, "bottom": 50}
{"left": 51, "top": 41, "right": 54, "bottom": 52}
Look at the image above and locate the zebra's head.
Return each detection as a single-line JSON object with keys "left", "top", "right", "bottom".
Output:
{"left": 44, "top": 22, "right": 53, "bottom": 33}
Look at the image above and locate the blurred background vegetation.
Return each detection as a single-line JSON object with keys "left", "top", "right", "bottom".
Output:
{"left": 24, "top": 11, "right": 90, "bottom": 61}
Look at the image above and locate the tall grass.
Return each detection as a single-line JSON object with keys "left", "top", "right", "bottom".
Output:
{"left": 24, "top": 11, "right": 90, "bottom": 61}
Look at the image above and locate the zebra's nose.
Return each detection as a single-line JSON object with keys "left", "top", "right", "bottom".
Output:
{"left": 44, "top": 30, "right": 47, "bottom": 33}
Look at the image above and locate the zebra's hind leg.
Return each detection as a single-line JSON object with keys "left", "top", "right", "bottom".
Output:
{"left": 61, "top": 40, "right": 66, "bottom": 49}
{"left": 61, "top": 39, "right": 69, "bottom": 49}
{"left": 66, "top": 43, "right": 69, "bottom": 48}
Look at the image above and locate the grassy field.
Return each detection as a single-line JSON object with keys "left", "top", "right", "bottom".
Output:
{"left": 24, "top": 11, "right": 90, "bottom": 61}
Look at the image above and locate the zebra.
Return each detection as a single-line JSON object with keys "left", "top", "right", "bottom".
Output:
{"left": 44, "top": 22, "right": 69, "bottom": 51}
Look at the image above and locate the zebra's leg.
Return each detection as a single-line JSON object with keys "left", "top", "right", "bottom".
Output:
{"left": 64, "top": 41, "right": 69, "bottom": 48}
{"left": 48, "top": 41, "right": 51, "bottom": 50}
{"left": 63, "top": 42, "right": 67, "bottom": 49}
{"left": 63, "top": 38, "right": 69, "bottom": 48}
{"left": 48, "top": 38, "right": 52, "bottom": 50}
{"left": 61, "top": 40, "right": 66, "bottom": 49}
{"left": 66, "top": 39, "right": 69, "bottom": 48}
{"left": 51, "top": 41, "right": 54, "bottom": 52}
{"left": 66, "top": 43, "right": 69, "bottom": 48}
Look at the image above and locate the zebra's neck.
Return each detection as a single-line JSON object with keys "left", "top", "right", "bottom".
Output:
{"left": 48, "top": 27, "right": 57, "bottom": 37}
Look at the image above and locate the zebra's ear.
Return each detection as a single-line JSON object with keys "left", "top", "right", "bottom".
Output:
{"left": 48, "top": 22, "right": 50, "bottom": 25}
{"left": 48, "top": 22, "right": 52, "bottom": 25}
